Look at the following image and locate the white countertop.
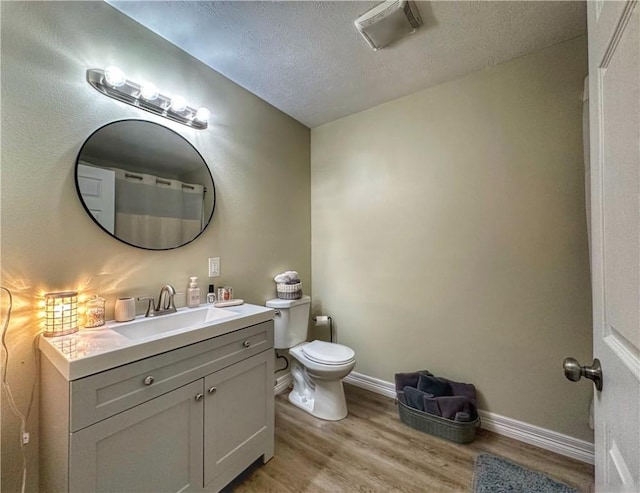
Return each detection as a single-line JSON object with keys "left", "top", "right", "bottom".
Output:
{"left": 39, "top": 303, "right": 274, "bottom": 381}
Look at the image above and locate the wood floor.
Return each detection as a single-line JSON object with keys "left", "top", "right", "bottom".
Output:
{"left": 224, "top": 384, "right": 594, "bottom": 492}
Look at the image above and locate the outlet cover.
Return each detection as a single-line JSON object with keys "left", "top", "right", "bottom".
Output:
{"left": 208, "top": 257, "right": 220, "bottom": 277}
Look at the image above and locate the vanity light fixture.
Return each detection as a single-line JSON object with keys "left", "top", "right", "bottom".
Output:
{"left": 104, "top": 66, "right": 126, "bottom": 87}
{"left": 43, "top": 291, "right": 79, "bottom": 337}
{"left": 140, "top": 82, "right": 159, "bottom": 101}
{"left": 170, "top": 96, "right": 187, "bottom": 112}
{"left": 86, "top": 66, "right": 210, "bottom": 130}
{"left": 195, "top": 107, "right": 211, "bottom": 122}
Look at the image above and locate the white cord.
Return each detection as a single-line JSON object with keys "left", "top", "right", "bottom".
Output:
{"left": 1, "top": 287, "right": 41, "bottom": 493}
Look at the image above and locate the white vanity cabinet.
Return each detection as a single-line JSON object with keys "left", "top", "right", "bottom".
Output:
{"left": 40, "top": 319, "right": 274, "bottom": 493}
{"left": 69, "top": 379, "right": 204, "bottom": 493}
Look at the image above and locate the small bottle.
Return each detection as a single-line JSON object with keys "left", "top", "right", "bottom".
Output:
{"left": 187, "top": 277, "right": 200, "bottom": 308}
{"left": 207, "top": 284, "right": 216, "bottom": 304}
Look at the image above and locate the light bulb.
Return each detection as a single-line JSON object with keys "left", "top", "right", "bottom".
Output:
{"left": 140, "top": 82, "right": 158, "bottom": 101}
{"left": 104, "top": 66, "right": 126, "bottom": 88}
{"left": 170, "top": 96, "right": 187, "bottom": 112}
{"left": 195, "top": 107, "right": 210, "bottom": 122}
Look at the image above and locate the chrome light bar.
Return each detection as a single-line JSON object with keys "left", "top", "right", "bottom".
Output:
{"left": 86, "top": 67, "right": 209, "bottom": 130}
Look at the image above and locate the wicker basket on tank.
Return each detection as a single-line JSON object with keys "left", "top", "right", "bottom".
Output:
{"left": 276, "top": 282, "right": 303, "bottom": 300}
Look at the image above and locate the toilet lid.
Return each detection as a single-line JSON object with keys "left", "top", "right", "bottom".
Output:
{"left": 301, "top": 340, "right": 355, "bottom": 365}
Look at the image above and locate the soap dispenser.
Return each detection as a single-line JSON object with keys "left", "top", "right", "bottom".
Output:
{"left": 187, "top": 277, "right": 200, "bottom": 308}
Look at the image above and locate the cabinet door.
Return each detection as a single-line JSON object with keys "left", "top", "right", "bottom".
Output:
{"left": 204, "top": 350, "right": 274, "bottom": 488}
{"left": 70, "top": 380, "right": 204, "bottom": 493}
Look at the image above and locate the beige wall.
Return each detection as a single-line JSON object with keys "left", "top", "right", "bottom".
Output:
{"left": 311, "top": 37, "right": 593, "bottom": 441}
{"left": 0, "top": 2, "right": 310, "bottom": 491}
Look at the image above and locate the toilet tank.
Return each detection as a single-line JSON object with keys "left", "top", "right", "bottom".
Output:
{"left": 265, "top": 295, "right": 310, "bottom": 349}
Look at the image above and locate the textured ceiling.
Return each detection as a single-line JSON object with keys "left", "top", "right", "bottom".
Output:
{"left": 108, "top": 1, "right": 586, "bottom": 128}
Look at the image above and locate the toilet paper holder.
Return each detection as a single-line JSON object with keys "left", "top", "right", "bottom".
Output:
{"left": 313, "top": 315, "right": 333, "bottom": 343}
{"left": 272, "top": 311, "right": 334, "bottom": 342}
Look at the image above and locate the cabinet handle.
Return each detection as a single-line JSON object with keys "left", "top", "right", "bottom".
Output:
{"left": 195, "top": 393, "right": 204, "bottom": 401}
{"left": 242, "top": 340, "right": 251, "bottom": 348}
{"left": 208, "top": 386, "right": 217, "bottom": 395}
{"left": 143, "top": 376, "right": 154, "bottom": 386}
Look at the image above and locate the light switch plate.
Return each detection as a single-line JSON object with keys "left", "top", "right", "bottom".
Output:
{"left": 208, "top": 257, "right": 220, "bottom": 277}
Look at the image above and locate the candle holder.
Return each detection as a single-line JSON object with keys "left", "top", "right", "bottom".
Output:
{"left": 84, "top": 294, "right": 106, "bottom": 328}
{"left": 44, "top": 291, "right": 78, "bottom": 337}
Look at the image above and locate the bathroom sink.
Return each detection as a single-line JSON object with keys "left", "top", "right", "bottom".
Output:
{"left": 39, "top": 302, "right": 274, "bottom": 381}
{"left": 112, "top": 305, "right": 237, "bottom": 340}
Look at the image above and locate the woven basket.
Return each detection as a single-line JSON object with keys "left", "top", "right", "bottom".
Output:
{"left": 276, "top": 282, "right": 302, "bottom": 300}
{"left": 397, "top": 399, "right": 479, "bottom": 444}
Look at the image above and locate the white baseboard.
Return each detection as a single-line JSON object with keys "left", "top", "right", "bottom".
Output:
{"left": 477, "top": 410, "right": 594, "bottom": 464}
{"left": 344, "top": 371, "right": 397, "bottom": 399}
{"left": 344, "top": 371, "right": 594, "bottom": 465}
{"left": 274, "top": 373, "right": 292, "bottom": 395}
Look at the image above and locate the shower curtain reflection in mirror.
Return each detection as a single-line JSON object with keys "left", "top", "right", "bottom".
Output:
{"left": 113, "top": 169, "right": 205, "bottom": 249}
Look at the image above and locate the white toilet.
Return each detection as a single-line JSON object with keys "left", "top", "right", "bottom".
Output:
{"left": 266, "top": 295, "right": 356, "bottom": 421}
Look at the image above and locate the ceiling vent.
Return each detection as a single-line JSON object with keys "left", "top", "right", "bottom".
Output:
{"left": 355, "top": 1, "right": 423, "bottom": 51}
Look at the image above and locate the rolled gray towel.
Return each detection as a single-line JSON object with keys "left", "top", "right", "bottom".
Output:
{"left": 417, "top": 374, "right": 453, "bottom": 397}
{"left": 403, "top": 386, "right": 434, "bottom": 412}
{"left": 439, "top": 378, "right": 478, "bottom": 407}
{"left": 423, "top": 395, "right": 478, "bottom": 420}
{"left": 394, "top": 370, "right": 432, "bottom": 393}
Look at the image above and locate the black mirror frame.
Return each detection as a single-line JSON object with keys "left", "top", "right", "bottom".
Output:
{"left": 74, "top": 119, "right": 216, "bottom": 251}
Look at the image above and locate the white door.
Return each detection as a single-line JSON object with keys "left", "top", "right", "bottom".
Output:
{"left": 77, "top": 163, "right": 115, "bottom": 234}
{"left": 588, "top": 1, "right": 640, "bottom": 491}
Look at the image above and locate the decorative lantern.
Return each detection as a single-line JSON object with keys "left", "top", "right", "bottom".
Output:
{"left": 44, "top": 291, "right": 78, "bottom": 337}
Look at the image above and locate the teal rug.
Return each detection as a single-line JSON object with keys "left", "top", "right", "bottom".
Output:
{"left": 472, "top": 454, "right": 579, "bottom": 493}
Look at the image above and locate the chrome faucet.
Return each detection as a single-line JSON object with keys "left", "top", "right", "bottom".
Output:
{"left": 137, "top": 285, "right": 178, "bottom": 317}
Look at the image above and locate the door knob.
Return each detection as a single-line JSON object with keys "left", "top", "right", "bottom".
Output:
{"left": 208, "top": 386, "right": 217, "bottom": 395}
{"left": 563, "top": 357, "right": 603, "bottom": 391}
{"left": 195, "top": 393, "right": 204, "bottom": 401}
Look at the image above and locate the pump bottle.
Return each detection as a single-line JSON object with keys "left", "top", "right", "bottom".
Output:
{"left": 187, "top": 277, "right": 200, "bottom": 307}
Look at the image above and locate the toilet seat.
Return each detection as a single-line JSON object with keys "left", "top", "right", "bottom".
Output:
{"left": 301, "top": 340, "right": 355, "bottom": 366}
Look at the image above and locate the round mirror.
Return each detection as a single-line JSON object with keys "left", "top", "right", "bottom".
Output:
{"left": 75, "top": 120, "right": 215, "bottom": 250}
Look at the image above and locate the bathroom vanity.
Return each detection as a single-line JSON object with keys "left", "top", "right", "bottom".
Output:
{"left": 39, "top": 303, "right": 275, "bottom": 493}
